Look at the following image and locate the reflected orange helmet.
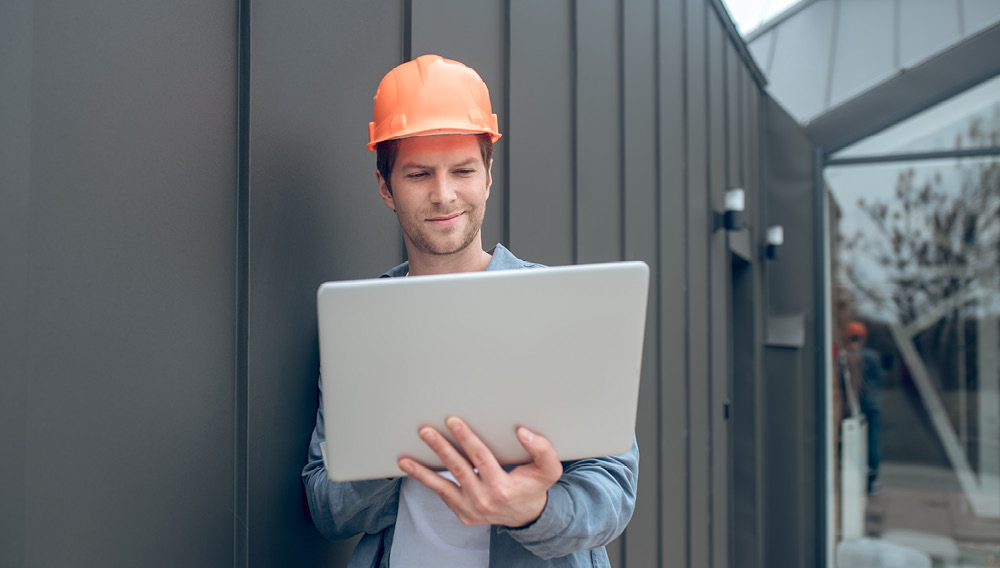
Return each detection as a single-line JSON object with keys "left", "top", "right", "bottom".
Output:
{"left": 845, "top": 321, "right": 868, "bottom": 338}
{"left": 367, "top": 54, "right": 502, "bottom": 151}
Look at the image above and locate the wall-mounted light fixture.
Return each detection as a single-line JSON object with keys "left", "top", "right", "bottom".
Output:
{"left": 714, "top": 188, "right": 745, "bottom": 232}
{"left": 766, "top": 225, "right": 784, "bottom": 259}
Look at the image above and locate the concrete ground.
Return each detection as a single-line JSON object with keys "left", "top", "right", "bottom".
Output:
{"left": 865, "top": 462, "right": 1000, "bottom": 567}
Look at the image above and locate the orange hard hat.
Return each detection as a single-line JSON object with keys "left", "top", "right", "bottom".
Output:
{"left": 367, "top": 54, "right": 502, "bottom": 151}
{"left": 845, "top": 321, "right": 868, "bottom": 338}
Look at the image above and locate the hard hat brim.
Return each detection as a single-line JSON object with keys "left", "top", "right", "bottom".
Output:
{"left": 367, "top": 126, "right": 502, "bottom": 152}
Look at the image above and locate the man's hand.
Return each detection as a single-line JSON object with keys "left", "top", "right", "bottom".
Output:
{"left": 397, "top": 417, "right": 563, "bottom": 528}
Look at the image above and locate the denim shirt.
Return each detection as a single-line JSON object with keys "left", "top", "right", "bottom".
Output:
{"left": 302, "top": 244, "right": 639, "bottom": 567}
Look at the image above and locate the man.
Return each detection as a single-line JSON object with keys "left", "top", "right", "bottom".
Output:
{"left": 842, "top": 320, "right": 883, "bottom": 494}
{"left": 302, "top": 54, "right": 638, "bottom": 566}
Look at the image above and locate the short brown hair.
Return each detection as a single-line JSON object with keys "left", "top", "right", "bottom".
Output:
{"left": 376, "top": 133, "right": 494, "bottom": 195}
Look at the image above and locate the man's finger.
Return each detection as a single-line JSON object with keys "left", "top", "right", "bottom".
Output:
{"left": 417, "top": 425, "right": 480, "bottom": 486}
{"left": 398, "top": 457, "right": 461, "bottom": 501}
{"left": 516, "top": 427, "right": 563, "bottom": 481}
{"left": 445, "top": 417, "right": 503, "bottom": 482}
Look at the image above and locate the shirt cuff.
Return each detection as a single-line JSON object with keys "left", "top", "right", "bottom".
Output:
{"left": 498, "top": 482, "right": 571, "bottom": 544}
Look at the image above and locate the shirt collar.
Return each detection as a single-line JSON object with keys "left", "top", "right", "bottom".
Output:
{"left": 381, "top": 243, "right": 519, "bottom": 278}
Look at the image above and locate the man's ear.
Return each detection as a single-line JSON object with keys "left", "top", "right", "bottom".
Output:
{"left": 376, "top": 171, "right": 395, "bottom": 211}
{"left": 485, "top": 158, "right": 493, "bottom": 201}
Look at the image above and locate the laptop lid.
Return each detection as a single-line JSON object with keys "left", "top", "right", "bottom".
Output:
{"left": 317, "top": 260, "right": 649, "bottom": 481}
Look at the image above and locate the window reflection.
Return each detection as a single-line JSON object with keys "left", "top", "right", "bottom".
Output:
{"left": 827, "top": 151, "right": 999, "bottom": 566}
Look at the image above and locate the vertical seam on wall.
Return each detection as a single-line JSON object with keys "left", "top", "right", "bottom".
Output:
{"left": 571, "top": 0, "right": 579, "bottom": 264}
{"left": 402, "top": 0, "right": 412, "bottom": 62}
{"left": 16, "top": 4, "right": 36, "bottom": 567}
{"left": 757, "top": 97, "right": 767, "bottom": 568}
{"left": 739, "top": 70, "right": 745, "bottom": 186}
{"left": 653, "top": 0, "right": 664, "bottom": 564}
{"left": 681, "top": 0, "right": 691, "bottom": 566}
{"left": 503, "top": 0, "right": 511, "bottom": 247}
{"left": 722, "top": 45, "right": 729, "bottom": 188}
{"left": 813, "top": 146, "right": 828, "bottom": 568}
{"left": 618, "top": 0, "right": 626, "bottom": 264}
{"left": 233, "top": 0, "right": 251, "bottom": 565}
{"left": 703, "top": 5, "right": 713, "bottom": 566}
{"left": 400, "top": 0, "right": 412, "bottom": 265}
{"left": 615, "top": 2, "right": 626, "bottom": 561}
{"left": 722, "top": 41, "right": 733, "bottom": 568}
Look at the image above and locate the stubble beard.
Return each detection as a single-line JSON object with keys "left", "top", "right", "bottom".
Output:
{"left": 400, "top": 206, "right": 485, "bottom": 257}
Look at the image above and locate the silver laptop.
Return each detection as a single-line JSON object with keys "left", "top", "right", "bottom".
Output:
{"left": 316, "top": 261, "right": 649, "bottom": 481}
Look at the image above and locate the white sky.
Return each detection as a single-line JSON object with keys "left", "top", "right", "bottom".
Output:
{"left": 720, "top": 0, "right": 805, "bottom": 35}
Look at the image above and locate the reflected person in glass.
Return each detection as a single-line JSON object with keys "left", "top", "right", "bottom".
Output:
{"left": 843, "top": 320, "right": 884, "bottom": 495}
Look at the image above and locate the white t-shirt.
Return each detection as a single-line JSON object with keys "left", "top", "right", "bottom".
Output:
{"left": 389, "top": 471, "right": 490, "bottom": 567}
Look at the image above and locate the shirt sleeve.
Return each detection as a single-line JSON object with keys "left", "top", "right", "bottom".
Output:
{"left": 301, "top": 374, "right": 402, "bottom": 541}
{"left": 496, "top": 437, "right": 639, "bottom": 559}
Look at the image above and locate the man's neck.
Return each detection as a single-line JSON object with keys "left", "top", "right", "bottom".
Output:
{"left": 405, "top": 242, "right": 492, "bottom": 276}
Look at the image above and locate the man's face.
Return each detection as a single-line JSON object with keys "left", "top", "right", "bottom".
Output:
{"left": 378, "top": 134, "right": 492, "bottom": 257}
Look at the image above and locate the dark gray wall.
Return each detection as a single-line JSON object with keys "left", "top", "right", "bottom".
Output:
{"left": 1, "top": 1, "right": 239, "bottom": 566}
{"left": 245, "top": 0, "right": 405, "bottom": 563}
{"left": 731, "top": 57, "right": 769, "bottom": 568}
{"left": 762, "top": 96, "right": 821, "bottom": 568}
{"left": 0, "top": 1, "right": 822, "bottom": 567}
{"left": 0, "top": 1, "right": 32, "bottom": 565}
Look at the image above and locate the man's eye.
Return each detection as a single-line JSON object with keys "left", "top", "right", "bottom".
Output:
{"left": 455, "top": 169, "right": 475, "bottom": 175}
{"left": 406, "top": 172, "right": 427, "bottom": 179}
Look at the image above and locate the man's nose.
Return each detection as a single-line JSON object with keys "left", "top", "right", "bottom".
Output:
{"left": 428, "top": 175, "right": 457, "bottom": 204}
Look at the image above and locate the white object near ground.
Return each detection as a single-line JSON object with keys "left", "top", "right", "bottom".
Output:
{"left": 836, "top": 537, "right": 932, "bottom": 568}
{"left": 841, "top": 416, "right": 868, "bottom": 540}
{"left": 881, "top": 530, "right": 961, "bottom": 563}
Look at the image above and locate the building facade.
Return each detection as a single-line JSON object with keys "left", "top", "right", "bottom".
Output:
{"left": 0, "top": 1, "right": 822, "bottom": 566}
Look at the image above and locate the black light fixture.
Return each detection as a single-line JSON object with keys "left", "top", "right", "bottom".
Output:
{"left": 765, "top": 225, "right": 784, "bottom": 259}
{"left": 714, "top": 188, "right": 745, "bottom": 232}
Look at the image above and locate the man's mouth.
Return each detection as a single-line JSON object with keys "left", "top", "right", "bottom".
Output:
{"left": 427, "top": 212, "right": 464, "bottom": 226}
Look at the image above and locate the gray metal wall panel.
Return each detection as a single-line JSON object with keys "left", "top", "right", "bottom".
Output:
{"left": 707, "top": 15, "right": 731, "bottom": 568}
{"left": 575, "top": 3, "right": 625, "bottom": 561}
{"left": 410, "top": 0, "right": 508, "bottom": 250}
{"left": 0, "top": 1, "right": 815, "bottom": 566}
{"left": 731, "top": 258, "right": 758, "bottom": 568}
{"left": 17, "top": 2, "right": 238, "bottom": 565}
{"left": 0, "top": 0, "right": 32, "bottom": 565}
{"left": 657, "top": 0, "right": 691, "bottom": 564}
{"left": 685, "top": 0, "right": 712, "bottom": 565}
{"left": 727, "top": 45, "right": 742, "bottom": 190}
{"left": 763, "top": 95, "right": 818, "bottom": 568}
{"left": 508, "top": 0, "right": 575, "bottom": 266}
{"left": 732, "top": 66, "right": 766, "bottom": 568}
{"left": 576, "top": 0, "right": 623, "bottom": 264}
{"left": 622, "top": 0, "right": 661, "bottom": 564}
{"left": 247, "top": 1, "right": 403, "bottom": 564}
{"left": 766, "top": 97, "right": 820, "bottom": 565}
{"left": 749, "top": 78, "right": 769, "bottom": 568}
{"left": 728, "top": 71, "right": 746, "bottom": 536}
{"left": 762, "top": 346, "right": 806, "bottom": 567}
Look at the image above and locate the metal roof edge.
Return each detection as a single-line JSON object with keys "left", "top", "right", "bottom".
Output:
{"left": 709, "top": 0, "right": 769, "bottom": 88}
{"left": 804, "top": 21, "right": 1000, "bottom": 153}
{"left": 744, "top": 0, "right": 824, "bottom": 43}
